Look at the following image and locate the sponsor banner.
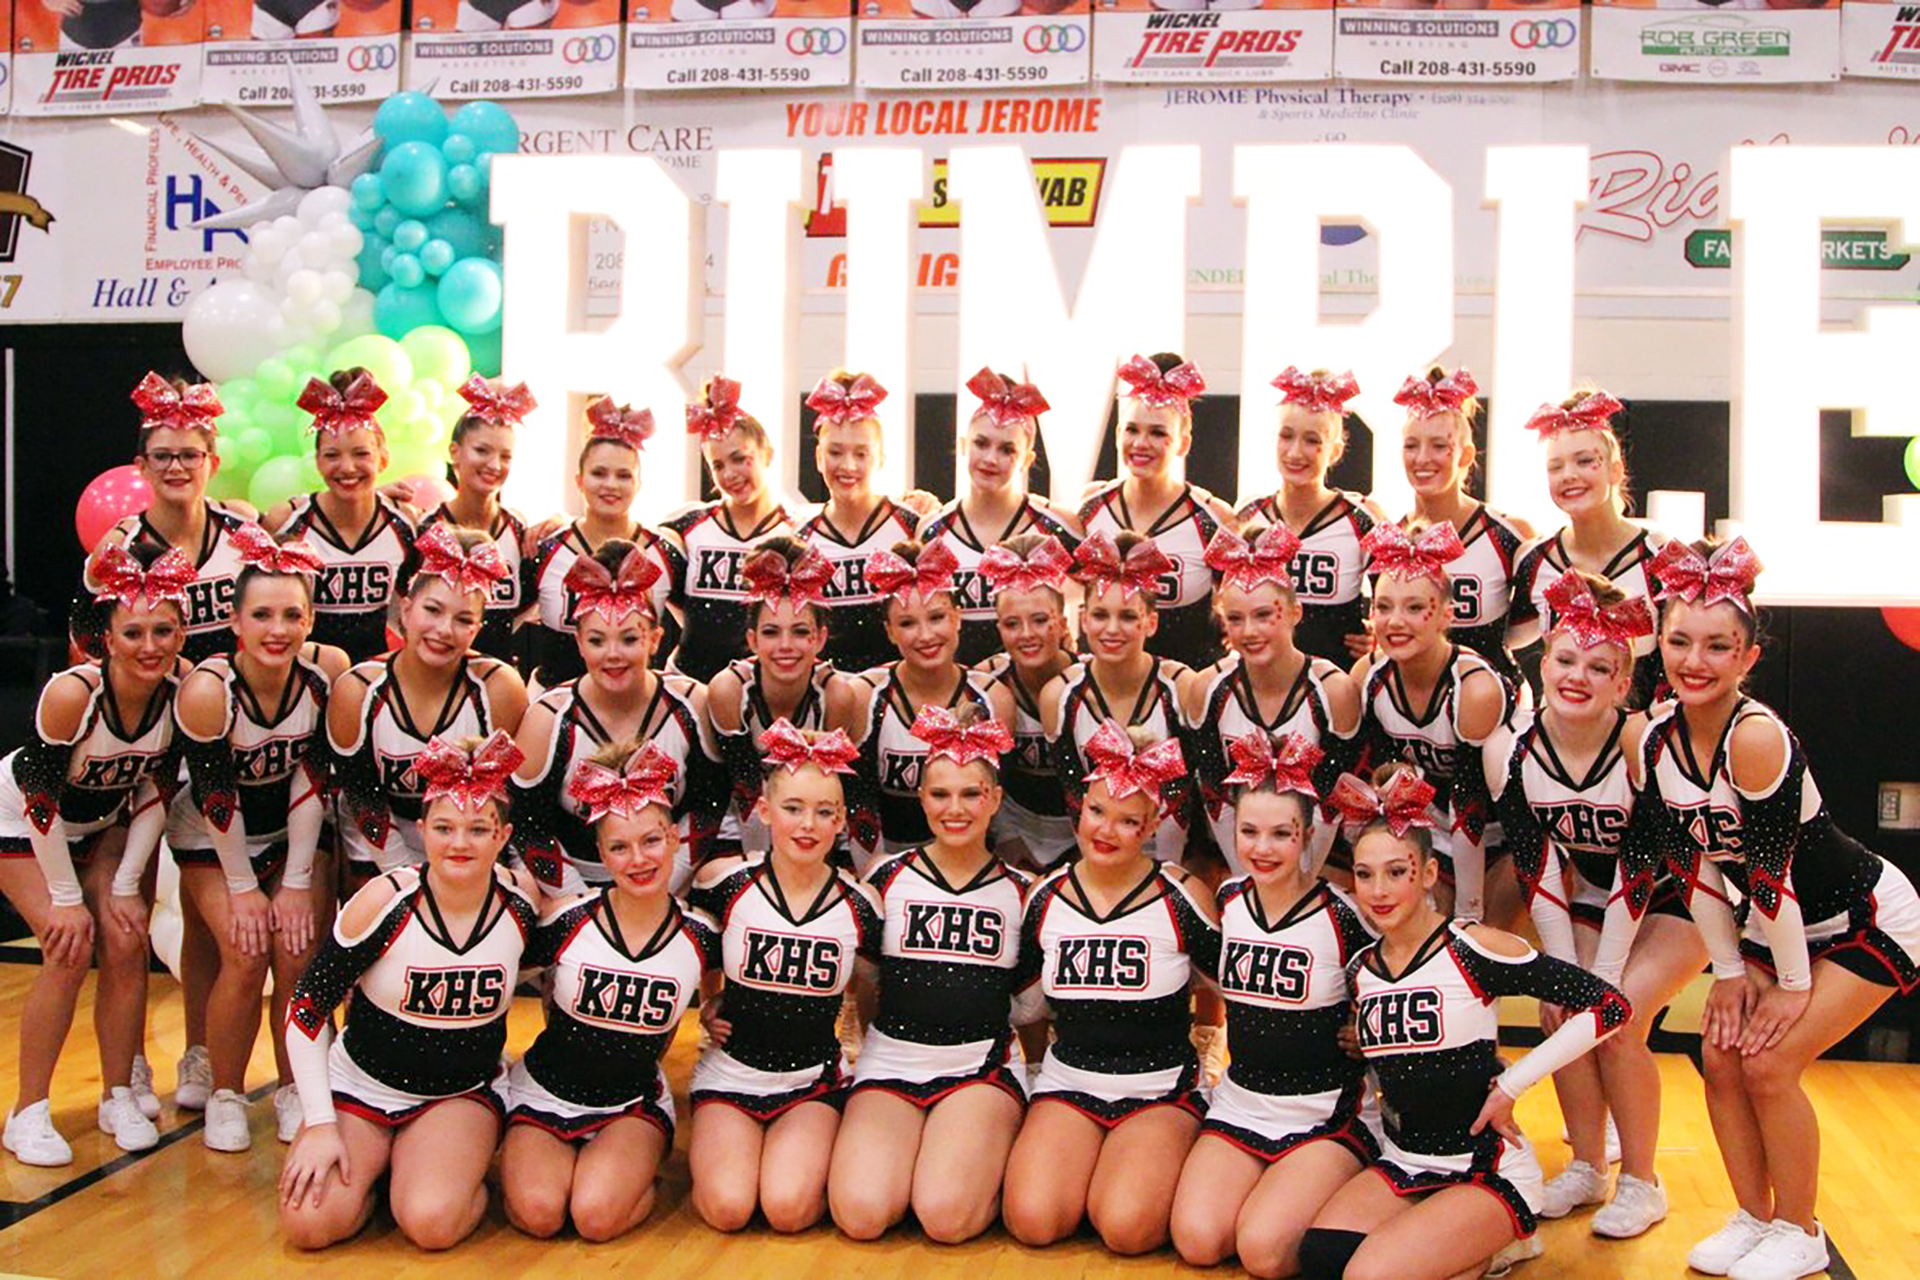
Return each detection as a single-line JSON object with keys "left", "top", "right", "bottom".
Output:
{"left": 406, "top": 0, "right": 621, "bottom": 97}
{"left": 1092, "top": 2, "right": 1334, "bottom": 84}
{"left": 12, "top": 0, "right": 204, "bottom": 116}
{"left": 200, "top": 0, "right": 403, "bottom": 104}
{"left": 855, "top": 0, "right": 1091, "bottom": 91}
{"left": 1332, "top": 0, "right": 1580, "bottom": 84}
{"left": 1590, "top": 1, "right": 1840, "bottom": 84}
{"left": 1842, "top": 0, "right": 1920, "bottom": 77}
{"left": 0, "top": 3, "right": 11, "bottom": 114}
{"left": 624, "top": 0, "right": 850, "bottom": 91}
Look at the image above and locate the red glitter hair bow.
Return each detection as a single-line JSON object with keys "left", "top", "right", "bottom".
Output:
{"left": 1524, "top": 390, "right": 1623, "bottom": 439}
{"left": 1361, "top": 521, "right": 1465, "bottom": 586}
{"left": 586, "top": 396, "right": 656, "bottom": 451}
{"left": 1649, "top": 537, "right": 1762, "bottom": 615}
{"left": 967, "top": 367, "right": 1050, "bottom": 427}
{"left": 1326, "top": 769, "right": 1439, "bottom": 838}
{"left": 1071, "top": 532, "right": 1173, "bottom": 601}
{"left": 93, "top": 544, "right": 197, "bottom": 609}
{"left": 1223, "top": 732, "right": 1324, "bottom": 796}
{"left": 132, "top": 372, "right": 223, "bottom": 436}
{"left": 457, "top": 375, "right": 537, "bottom": 426}
{"left": 1118, "top": 354, "right": 1206, "bottom": 409}
{"left": 910, "top": 704, "right": 1013, "bottom": 767}
{"left": 413, "top": 730, "right": 524, "bottom": 812}
{"left": 415, "top": 523, "right": 510, "bottom": 595}
{"left": 742, "top": 544, "right": 835, "bottom": 610}
{"left": 866, "top": 540, "right": 960, "bottom": 603}
{"left": 1204, "top": 524, "right": 1303, "bottom": 594}
{"left": 1392, "top": 368, "right": 1478, "bottom": 419}
{"left": 564, "top": 546, "right": 662, "bottom": 624}
{"left": 1271, "top": 367, "right": 1360, "bottom": 415}
{"left": 298, "top": 373, "right": 387, "bottom": 437}
{"left": 1083, "top": 720, "right": 1187, "bottom": 806}
{"left": 1543, "top": 574, "right": 1654, "bottom": 652}
{"left": 757, "top": 719, "right": 859, "bottom": 775}
{"left": 806, "top": 373, "right": 888, "bottom": 427}
{"left": 566, "top": 742, "right": 679, "bottom": 821}
{"left": 686, "top": 376, "right": 745, "bottom": 442}
{"left": 231, "top": 523, "right": 326, "bottom": 578}
{"left": 978, "top": 536, "right": 1073, "bottom": 596}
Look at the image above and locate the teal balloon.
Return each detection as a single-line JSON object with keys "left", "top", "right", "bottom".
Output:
{"left": 375, "top": 281, "right": 444, "bottom": 340}
{"left": 465, "top": 327, "right": 502, "bottom": 378}
{"left": 436, "top": 258, "right": 502, "bottom": 336}
{"left": 449, "top": 101, "right": 520, "bottom": 157}
{"left": 248, "top": 456, "right": 309, "bottom": 512}
{"left": 441, "top": 134, "right": 477, "bottom": 166}
{"left": 380, "top": 143, "right": 448, "bottom": 219}
{"left": 373, "top": 207, "right": 402, "bottom": 239}
{"left": 374, "top": 92, "right": 450, "bottom": 148}
{"left": 390, "top": 253, "right": 426, "bottom": 290}
{"left": 379, "top": 244, "right": 398, "bottom": 275}
{"left": 420, "top": 239, "right": 456, "bottom": 277}
{"left": 358, "top": 233, "right": 391, "bottom": 291}
{"left": 425, "top": 209, "right": 488, "bottom": 260}
{"left": 1906, "top": 436, "right": 1920, "bottom": 490}
{"left": 350, "top": 172, "right": 387, "bottom": 212}
{"left": 393, "top": 219, "right": 428, "bottom": 253}
{"left": 447, "top": 164, "right": 484, "bottom": 206}
{"left": 348, "top": 204, "right": 375, "bottom": 232}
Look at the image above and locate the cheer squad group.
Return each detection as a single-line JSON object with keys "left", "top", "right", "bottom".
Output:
{"left": 3, "top": 351, "right": 1913, "bottom": 1280}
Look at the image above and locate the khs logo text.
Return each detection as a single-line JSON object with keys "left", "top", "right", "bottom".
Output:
{"left": 821, "top": 557, "right": 873, "bottom": 603}
{"left": 1676, "top": 802, "right": 1743, "bottom": 862}
{"left": 1536, "top": 801, "right": 1628, "bottom": 854}
{"left": 402, "top": 965, "right": 508, "bottom": 1020}
{"left": 881, "top": 749, "right": 927, "bottom": 794}
{"left": 572, "top": 967, "right": 680, "bottom": 1030}
{"left": 1053, "top": 935, "right": 1150, "bottom": 990}
{"left": 316, "top": 564, "right": 394, "bottom": 610}
{"left": 1357, "top": 987, "right": 1444, "bottom": 1050}
{"left": 1221, "top": 939, "right": 1312, "bottom": 1004}
{"left": 901, "top": 902, "right": 1006, "bottom": 960}
{"left": 74, "top": 752, "right": 162, "bottom": 790}
{"left": 1290, "top": 551, "right": 1339, "bottom": 600}
{"left": 741, "top": 929, "right": 843, "bottom": 991}
{"left": 1011, "top": 732, "right": 1049, "bottom": 773}
{"left": 694, "top": 549, "right": 750, "bottom": 597}
{"left": 234, "top": 735, "right": 309, "bottom": 784}
{"left": 950, "top": 569, "right": 993, "bottom": 612}
{"left": 185, "top": 578, "right": 238, "bottom": 629}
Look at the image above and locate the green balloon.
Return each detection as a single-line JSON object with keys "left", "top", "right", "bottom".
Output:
{"left": 399, "top": 326, "right": 472, "bottom": 389}
{"left": 257, "top": 358, "right": 297, "bottom": 401}
{"left": 285, "top": 344, "right": 322, "bottom": 376}
{"left": 220, "top": 407, "right": 255, "bottom": 437}
{"left": 234, "top": 427, "right": 274, "bottom": 467}
{"left": 388, "top": 439, "right": 443, "bottom": 478}
{"left": 206, "top": 464, "right": 249, "bottom": 502}
{"left": 248, "top": 456, "right": 308, "bottom": 512}
{"left": 1906, "top": 435, "right": 1920, "bottom": 491}
{"left": 327, "top": 334, "right": 415, "bottom": 394}
{"left": 222, "top": 378, "right": 261, "bottom": 408}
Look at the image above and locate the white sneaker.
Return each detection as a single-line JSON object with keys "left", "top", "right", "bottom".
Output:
{"left": 175, "top": 1045, "right": 213, "bottom": 1111}
{"left": 1537, "top": 1159, "right": 1608, "bottom": 1219}
{"left": 97, "top": 1087, "right": 159, "bottom": 1152}
{"left": 3, "top": 1101, "right": 72, "bottom": 1167}
{"left": 1482, "top": 1233, "right": 1543, "bottom": 1277}
{"left": 1688, "top": 1209, "right": 1775, "bottom": 1276}
{"left": 202, "top": 1088, "right": 252, "bottom": 1153}
{"left": 1191, "top": 1023, "right": 1228, "bottom": 1090}
{"left": 129, "top": 1055, "right": 162, "bottom": 1120}
{"left": 273, "top": 1085, "right": 302, "bottom": 1144}
{"left": 1592, "top": 1173, "right": 1667, "bottom": 1239}
{"left": 1728, "top": 1221, "right": 1830, "bottom": 1280}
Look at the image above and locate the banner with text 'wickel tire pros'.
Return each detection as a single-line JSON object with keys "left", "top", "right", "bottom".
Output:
{"left": 0, "top": 3, "right": 13, "bottom": 111}
{"left": 856, "top": 0, "right": 1090, "bottom": 91}
{"left": 1093, "top": 0, "right": 1332, "bottom": 84}
{"left": 1841, "top": 0, "right": 1920, "bottom": 76}
{"left": 1331, "top": 0, "right": 1581, "bottom": 84}
{"left": 1590, "top": 0, "right": 1840, "bottom": 83}
{"left": 200, "top": 0, "right": 402, "bottom": 105}
{"left": 625, "top": 0, "right": 851, "bottom": 91}
{"left": 405, "top": 0, "right": 623, "bottom": 98}
{"left": 12, "top": 0, "right": 205, "bottom": 114}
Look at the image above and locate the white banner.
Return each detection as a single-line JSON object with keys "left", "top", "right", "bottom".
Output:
{"left": 623, "top": 1, "right": 851, "bottom": 91}
{"left": 1331, "top": 3, "right": 1582, "bottom": 84}
{"left": 1590, "top": 3, "right": 1841, "bottom": 84}
{"left": 1842, "top": 0, "right": 1920, "bottom": 77}
{"left": 405, "top": 0, "right": 623, "bottom": 99}
{"left": 13, "top": 46, "right": 204, "bottom": 117}
{"left": 855, "top": 4, "right": 1091, "bottom": 91}
{"left": 1093, "top": 5, "right": 1334, "bottom": 84}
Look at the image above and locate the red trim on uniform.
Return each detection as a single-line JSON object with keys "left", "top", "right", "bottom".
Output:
{"left": 852, "top": 1072, "right": 1025, "bottom": 1111}
{"left": 1028, "top": 1092, "right": 1204, "bottom": 1131}
{"left": 1161, "top": 887, "right": 1187, "bottom": 952}
{"left": 1369, "top": 1147, "right": 1533, "bottom": 1241}
{"left": 1446, "top": 936, "right": 1494, "bottom": 1004}
{"left": 333, "top": 1088, "right": 502, "bottom": 1130}
{"left": 507, "top": 1103, "right": 672, "bottom": 1142}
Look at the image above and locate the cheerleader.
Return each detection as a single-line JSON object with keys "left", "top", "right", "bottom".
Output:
{"left": 1395, "top": 367, "right": 1533, "bottom": 690}
{"left": 329, "top": 525, "right": 528, "bottom": 888}
{"left": 796, "top": 372, "right": 927, "bottom": 677}
{"left": 685, "top": 723, "right": 882, "bottom": 1234}
{"left": 278, "top": 732, "right": 538, "bottom": 1251}
{"left": 0, "top": 544, "right": 186, "bottom": 1166}
{"left": 1002, "top": 724, "right": 1219, "bottom": 1255}
{"left": 665, "top": 376, "right": 795, "bottom": 683}
{"left": 512, "top": 540, "right": 719, "bottom": 897}
{"left": 1079, "top": 353, "right": 1237, "bottom": 669}
{"left": 976, "top": 534, "right": 1078, "bottom": 870}
{"left": 919, "top": 368, "right": 1082, "bottom": 665}
{"left": 1185, "top": 522, "right": 1360, "bottom": 875}
{"left": 828, "top": 705, "right": 1032, "bottom": 1243}
{"left": 1353, "top": 521, "right": 1511, "bottom": 922}
{"left": 1510, "top": 390, "right": 1669, "bottom": 708}
{"left": 1296, "top": 767, "right": 1631, "bottom": 1280}
{"left": 707, "top": 538, "right": 864, "bottom": 855}
{"left": 414, "top": 376, "right": 537, "bottom": 666}
{"left": 523, "top": 397, "right": 682, "bottom": 689}
{"left": 847, "top": 541, "right": 1013, "bottom": 873}
{"left": 1627, "top": 540, "right": 1920, "bottom": 1280}
{"left": 499, "top": 742, "right": 719, "bottom": 1242}
{"left": 1170, "top": 735, "right": 1375, "bottom": 1278}
{"left": 263, "top": 370, "right": 419, "bottom": 662}
{"left": 1237, "top": 368, "right": 1381, "bottom": 666}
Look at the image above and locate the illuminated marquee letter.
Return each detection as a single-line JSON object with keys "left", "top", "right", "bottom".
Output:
{"left": 1234, "top": 145, "right": 1453, "bottom": 515}
{"left": 717, "top": 150, "right": 805, "bottom": 499}
{"left": 1729, "top": 146, "right": 1920, "bottom": 604}
{"left": 493, "top": 155, "right": 702, "bottom": 522}
{"left": 948, "top": 145, "right": 1202, "bottom": 502}
{"left": 837, "top": 149, "right": 924, "bottom": 499}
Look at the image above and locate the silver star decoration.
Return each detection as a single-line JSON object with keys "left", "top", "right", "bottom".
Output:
{"left": 190, "top": 63, "right": 385, "bottom": 231}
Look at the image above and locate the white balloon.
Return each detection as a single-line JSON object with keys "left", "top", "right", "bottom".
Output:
{"left": 329, "top": 225, "right": 365, "bottom": 260}
{"left": 266, "top": 314, "right": 291, "bottom": 348}
{"left": 243, "top": 255, "right": 277, "bottom": 284}
{"left": 182, "top": 280, "right": 283, "bottom": 381}
{"left": 277, "top": 255, "right": 309, "bottom": 289}
{"left": 298, "top": 231, "right": 336, "bottom": 268}
{"left": 274, "top": 214, "right": 303, "bottom": 238}
{"left": 286, "top": 268, "right": 325, "bottom": 306}
{"left": 311, "top": 299, "right": 343, "bottom": 334}
{"left": 250, "top": 228, "right": 288, "bottom": 266}
{"left": 337, "top": 290, "right": 377, "bottom": 342}
{"left": 298, "top": 185, "right": 354, "bottom": 226}
{"left": 321, "top": 269, "right": 355, "bottom": 305}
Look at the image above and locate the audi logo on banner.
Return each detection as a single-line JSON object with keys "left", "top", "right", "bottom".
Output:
{"left": 786, "top": 26, "right": 848, "bottom": 54}
{"left": 346, "top": 43, "right": 398, "bottom": 72}
{"left": 1023, "top": 23, "right": 1087, "bottom": 53}
{"left": 564, "top": 35, "right": 617, "bottom": 62}
{"left": 1509, "top": 19, "right": 1576, "bottom": 48}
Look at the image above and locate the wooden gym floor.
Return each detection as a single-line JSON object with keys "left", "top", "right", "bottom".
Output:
{"left": 0, "top": 961, "right": 1910, "bottom": 1278}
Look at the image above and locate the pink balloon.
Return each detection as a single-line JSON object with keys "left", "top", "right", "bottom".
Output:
{"left": 1882, "top": 606, "right": 1920, "bottom": 652}
{"left": 400, "top": 472, "right": 455, "bottom": 511}
{"left": 75, "top": 466, "right": 153, "bottom": 551}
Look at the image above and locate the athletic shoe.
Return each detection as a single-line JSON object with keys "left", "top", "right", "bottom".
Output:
{"left": 1482, "top": 1233, "right": 1543, "bottom": 1277}
{"left": 1728, "top": 1222, "right": 1830, "bottom": 1280}
{"left": 1605, "top": 1114, "right": 1621, "bottom": 1164}
{"left": 97, "top": 1087, "right": 159, "bottom": 1152}
{"left": 203, "top": 1088, "right": 252, "bottom": 1153}
{"left": 175, "top": 1045, "right": 213, "bottom": 1111}
{"left": 1688, "top": 1209, "right": 1774, "bottom": 1276}
{"left": 1592, "top": 1173, "right": 1667, "bottom": 1239}
{"left": 4, "top": 1101, "right": 72, "bottom": 1167}
{"left": 274, "top": 1085, "right": 302, "bottom": 1144}
{"left": 129, "top": 1055, "right": 162, "bottom": 1120}
{"left": 1192, "top": 1023, "right": 1228, "bottom": 1090}
{"left": 1537, "top": 1160, "right": 1608, "bottom": 1219}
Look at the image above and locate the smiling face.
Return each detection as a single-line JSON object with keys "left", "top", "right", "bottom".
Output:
{"left": 233, "top": 575, "right": 313, "bottom": 669}
{"left": 1351, "top": 826, "right": 1437, "bottom": 934}
{"left": 748, "top": 599, "right": 827, "bottom": 684}
{"left": 316, "top": 426, "right": 388, "bottom": 502}
{"left": 1118, "top": 401, "right": 1189, "bottom": 480}
{"left": 885, "top": 590, "right": 960, "bottom": 672}
{"left": 964, "top": 413, "right": 1033, "bottom": 496}
{"left": 1402, "top": 411, "right": 1473, "bottom": 500}
{"left": 1235, "top": 790, "right": 1312, "bottom": 884}
{"left": 420, "top": 797, "right": 511, "bottom": 890}
{"left": 1081, "top": 581, "right": 1157, "bottom": 665}
{"left": 1075, "top": 776, "right": 1159, "bottom": 869}
{"left": 1659, "top": 598, "right": 1759, "bottom": 709}
{"left": 137, "top": 425, "right": 217, "bottom": 507}
{"left": 817, "top": 419, "right": 882, "bottom": 504}
{"left": 1544, "top": 428, "right": 1624, "bottom": 520}
{"left": 702, "top": 426, "right": 772, "bottom": 506}
{"left": 1370, "top": 573, "right": 1450, "bottom": 663}
{"left": 1216, "top": 580, "right": 1300, "bottom": 667}
{"left": 401, "top": 576, "right": 487, "bottom": 668}
{"left": 756, "top": 765, "right": 848, "bottom": 868}
{"left": 1276, "top": 406, "right": 1344, "bottom": 490}
{"left": 1541, "top": 632, "right": 1633, "bottom": 723}
{"left": 448, "top": 422, "right": 515, "bottom": 499}
{"left": 577, "top": 608, "right": 657, "bottom": 694}
{"left": 598, "top": 806, "right": 677, "bottom": 904}
{"left": 994, "top": 586, "right": 1068, "bottom": 672}
{"left": 105, "top": 598, "right": 185, "bottom": 680}
{"left": 919, "top": 755, "right": 1002, "bottom": 850}
{"left": 575, "top": 441, "right": 639, "bottom": 522}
